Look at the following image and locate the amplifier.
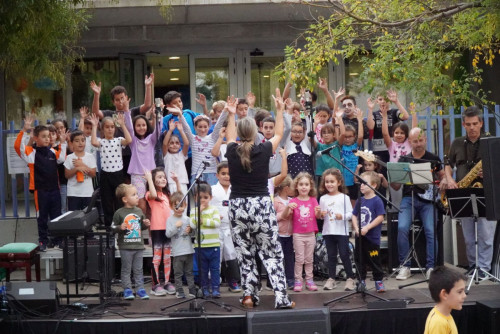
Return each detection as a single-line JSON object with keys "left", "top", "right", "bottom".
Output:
{"left": 64, "top": 237, "right": 115, "bottom": 282}
{"left": 6, "top": 281, "right": 58, "bottom": 315}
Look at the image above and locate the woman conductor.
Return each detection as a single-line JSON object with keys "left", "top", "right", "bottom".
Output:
{"left": 226, "top": 89, "right": 295, "bottom": 309}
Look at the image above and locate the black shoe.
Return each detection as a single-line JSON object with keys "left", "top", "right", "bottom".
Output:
{"left": 477, "top": 270, "right": 489, "bottom": 281}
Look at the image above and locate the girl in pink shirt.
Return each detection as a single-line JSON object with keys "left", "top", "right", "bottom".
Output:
{"left": 282, "top": 172, "right": 321, "bottom": 292}
{"left": 145, "top": 168, "right": 180, "bottom": 296}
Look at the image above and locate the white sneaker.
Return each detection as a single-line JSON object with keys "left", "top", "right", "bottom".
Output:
{"left": 426, "top": 268, "right": 434, "bottom": 280}
{"left": 323, "top": 278, "right": 337, "bottom": 290}
{"left": 344, "top": 278, "right": 356, "bottom": 291}
{"left": 396, "top": 267, "right": 411, "bottom": 280}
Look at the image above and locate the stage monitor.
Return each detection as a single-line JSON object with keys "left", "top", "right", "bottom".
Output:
{"left": 247, "top": 307, "right": 331, "bottom": 334}
{"left": 6, "top": 281, "right": 58, "bottom": 315}
{"left": 480, "top": 137, "right": 500, "bottom": 220}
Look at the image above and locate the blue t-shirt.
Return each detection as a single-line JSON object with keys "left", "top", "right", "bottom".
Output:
{"left": 341, "top": 143, "right": 359, "bottom": 186}
{"left": 161, "top": 109, "right": 200, "bottom": 158}
{"left": 315, "top": 141, "right": 342, "bottom": 176}
{"left": 352, "top": 196, "right": 385, "bottom": 245}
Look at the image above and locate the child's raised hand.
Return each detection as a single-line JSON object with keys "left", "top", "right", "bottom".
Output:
{"left": 332, "top": 86, "right": 345, "bottom": 99}
{"left": 175, "top": 121, "right": 183, "bottom": 131}
{"left": 168, "top": 119, "right": 176, "bottom": 131}
{"left": 170, "top": 171, "right": 178, "bottom": 182}
{"left": 367, "top": 97, "right": 375, "bottom": 110}
{"left": 225, "top": 96, "right": 237, "bottom": 114}
{"left": 23, "top": 114, "right": 34, "bottom": 132}
{"left": 143, "top": 218, "right": 151, "bottom": 227}
{"left": 90, "top": 113, "right": 100, "bottom": 127}
{"left": 59, "top": 129, "right": 70, "bottom": 143}
{"left": 318, "top": 77, "right": 328, "bottom": 91}
{"left": 386, "top": 89, "right": 398, "bottom": 103}
{"left": 284, "top": 98, "right": 293, "bottom": 112}
{"left": 195, "top": 93, "right": 206, "bottom": 107}
{"left": 219, "top": 127, "right": 226, "bottom": 139}
{"left": 116, "top": 112, "right": 126, "bottom": 126}
{"left": 356, "top": 108, "right": 364, "bottom": 120}
{"left": 272, "top": 87, "right": 284, "bottom": 111}
{"left": 79, "top": 106, "right": 89, "bottom": 120}
{"left": 245, "top": 91, "right": 256, "bottom": 108}
{"left": 123, "top": 98, "right": 131, "bottom": 112}
{"left": 144, "top": 169, "right": 152, "bottom": 181}
{"left": 90, "top": 81, "right": 101, "bottom": 95}
{"left": 144, "top": 73, "right": 154, "bottom": 86}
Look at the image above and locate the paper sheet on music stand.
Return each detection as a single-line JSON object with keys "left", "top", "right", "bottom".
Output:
{"left": 387, "top": 162, "right": 411, "bottom": 184}
{"left": 409, "top": 163, "right": 433, "bottom": 184}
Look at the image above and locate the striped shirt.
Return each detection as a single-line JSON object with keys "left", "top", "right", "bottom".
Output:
{"left": 190, "top": 205, "right": 221, "bottom": 248}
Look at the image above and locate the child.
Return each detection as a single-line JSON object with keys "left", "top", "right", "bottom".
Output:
{"left": 165, "top": 191, "right": 197, "bottom": 299}
{"left": 211, "top": 125, "right": 228, "bottom": 163}
{"left": 190, "top": 182, "right": 221, "bottom": 298}
{"left": 341, "top": 113, "right": 364, "bottom": 207}
{"left": 382, "top": 104, "right": 418, "bottom": 208}
{"left": 124, "top": 98, "right": 162, "bottom": 214}
{"left": 282, "top": 172, "right": 321, "bottom": 292}
{"left": 90, "top": 113, "right": 131, "bottom": 226}
{"left": 259, "top": 114, "right": 291, "bottom": 177}
{"left": 424, "top": 266, "right": 467, "bottom": 334}
{"left": 312, "top": 104, "right": 332, "bottom": 144}
{"left": 356, "top": 159, "right": 389, "bottom": 190}
{"left": 211, "top": 162, "right": 241, "bottom": 293}
{"left": 351, "top": 171, "right": 386, "bottom": 292}
{"left": 111, "top": 184, "right": 151, "bottom": 300}
{"left": 19, "top": 124, "right": 67, "bottom": 251}
{"left": 286, "top": 122, "right": 314, "bottom": 178}
{"left": 78, "top": 106, "right": 98, "bottom": 160}
{"left": 273, "top": 175, "right": 295, "bottom": 289}
{"left": 52, "top": 118, "right": 70, "bottom": 214}
{"left": 64, "top": 130, "right": 97, "bottom": 211}
{"left": 145, "top": 168, "right": 181, "bottom": 296}
{"left": 175, "top": 108, "right": 225, "bottom": 186}
{"left": 162, "top": 119, "right": 189, "bottom": 194}
{"left": 318, "top": 168, "right": 355, "bottom": 291}
{"left": 315, "top": 120, "right": 345, "bottom": 183}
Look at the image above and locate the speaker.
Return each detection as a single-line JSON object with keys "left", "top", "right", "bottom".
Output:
{"left": 6, "top": 281, "right": 58, "bottom": 315}
{"left": 64, "top": 237, "right": 115, "bottom": 282}
{"left": 247, "top": 307, "right": 331, "bottom": 334}
{"left": 480, "top": 137, "right": 500, "bottom": 220}
{"left": 476, "top": 300, "right": 500, "bottom": 334}
{"left": 387, "top": 209, "right": 427, "bottom": 270}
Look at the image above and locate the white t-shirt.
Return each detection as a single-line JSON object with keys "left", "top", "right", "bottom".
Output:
{"left": 64, "top": 152, "right": 96, "bottom": 197}
{"left": 163, "top": 151, "right": 189, "bottom": 185}
{"left": 211, "top": 182, "right": 231, "bottom": 229}
{"left": 85, "top": 136, "right": 98, "bottom": 161}
{"left": 320, "top": 193, "right": 353, "bottom": 236}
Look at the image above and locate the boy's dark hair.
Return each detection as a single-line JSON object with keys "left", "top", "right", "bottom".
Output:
{"left": 83, "top": 118, "right": 93, "bottom": 126}
{"left": 237, "top": 98, "right": 248, "bottom": 106}
{"left": 261, "top": 116, "right": 275, "bottom": 125}
{"left": 116, "top": 183, "right": 134, "bottom": 201}
{"left": 254, "top": 109, "right": 271, "bottom": 127}
{"left": 169, "top": 191, "right": 185, "bottom": 208}
{"left": 344, "top": 124, "right": 357, "bottom": 137}
{"left": 217, "top": 161, "right": 229, "bottom": 173}
{"left": 428, "top": 266, "right": 467, "bottom": 302}
{"left": 340, "top": 95, "right": 357, "bottom": 105}
{"left": 33, "top": 125, "right": 49, "bottom": 137}
{"left": 164, "top": 91, "right": 182, "bottom": 106}
{"left": 195, "top": 181, "right": 212, "bottom": 197}
{"left": 315, "top": 104, "right": 333, "bottom": 118}
{"left": 70, "top": 130, "right": 85, "bottom": 142}
{"left": 110, "top": 86, "right": 127, "bottom": 100}
{"left": 47, "top": 124, "right": 57, "bottom": 133}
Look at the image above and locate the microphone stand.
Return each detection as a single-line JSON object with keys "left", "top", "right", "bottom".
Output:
{"left": 323, "top": 152, "right": 398, "bottom": 306}
{"left": 161, "top": 163, "right": 232, "bottom": 315}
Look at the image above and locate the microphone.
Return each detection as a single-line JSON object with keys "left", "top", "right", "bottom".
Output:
{"left": 202, "top": 161, "right": 210, "bottom": 167}
{"left": 316, "top": 145, "right": 338, "bottom": 157}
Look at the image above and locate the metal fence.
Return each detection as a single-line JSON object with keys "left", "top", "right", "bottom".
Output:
{"left": 1, "top": 106, "right": 499, "bottom": 219}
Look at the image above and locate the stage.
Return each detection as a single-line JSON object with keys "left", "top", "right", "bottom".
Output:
{"left": 2, "top": 272, "right": 499, "bottom": 334}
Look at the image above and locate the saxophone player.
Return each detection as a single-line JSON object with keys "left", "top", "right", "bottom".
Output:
{"left": 445, "top": 106, "right": 496, "bottom": 279}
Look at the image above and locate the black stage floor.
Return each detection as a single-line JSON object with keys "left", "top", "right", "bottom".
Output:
{"left": 2, "top": 284, "right": 499, "bottom": 334}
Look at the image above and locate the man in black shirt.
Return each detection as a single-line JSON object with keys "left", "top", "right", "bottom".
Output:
{"left": 392, "top": 128, "right": 445, "bottom": 280}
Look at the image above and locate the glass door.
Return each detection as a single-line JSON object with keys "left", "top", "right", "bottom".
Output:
{"left": 190, "top": 55, "right": 236, "bottom": 114}
{"left": 119, "top": 53, "right": 147, "bottom": 108}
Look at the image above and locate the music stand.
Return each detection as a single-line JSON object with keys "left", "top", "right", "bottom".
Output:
{"left": 447, "top": 188, "right": 500, "bottom": 292}
{"left": 387, "top": 163, "right": 434, "bottom": 280}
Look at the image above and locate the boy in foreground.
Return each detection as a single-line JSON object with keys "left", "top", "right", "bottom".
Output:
{"left": 424, "top": 266, "right": 467, "bottom": 334}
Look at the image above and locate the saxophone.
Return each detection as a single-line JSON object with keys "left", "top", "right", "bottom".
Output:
{"left": 441, "top": 160, "right": 483, "bottom": 209}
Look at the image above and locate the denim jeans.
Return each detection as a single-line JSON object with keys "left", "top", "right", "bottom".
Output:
{"left": 397, "top": 196, "right": 436, "bottom": 269}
